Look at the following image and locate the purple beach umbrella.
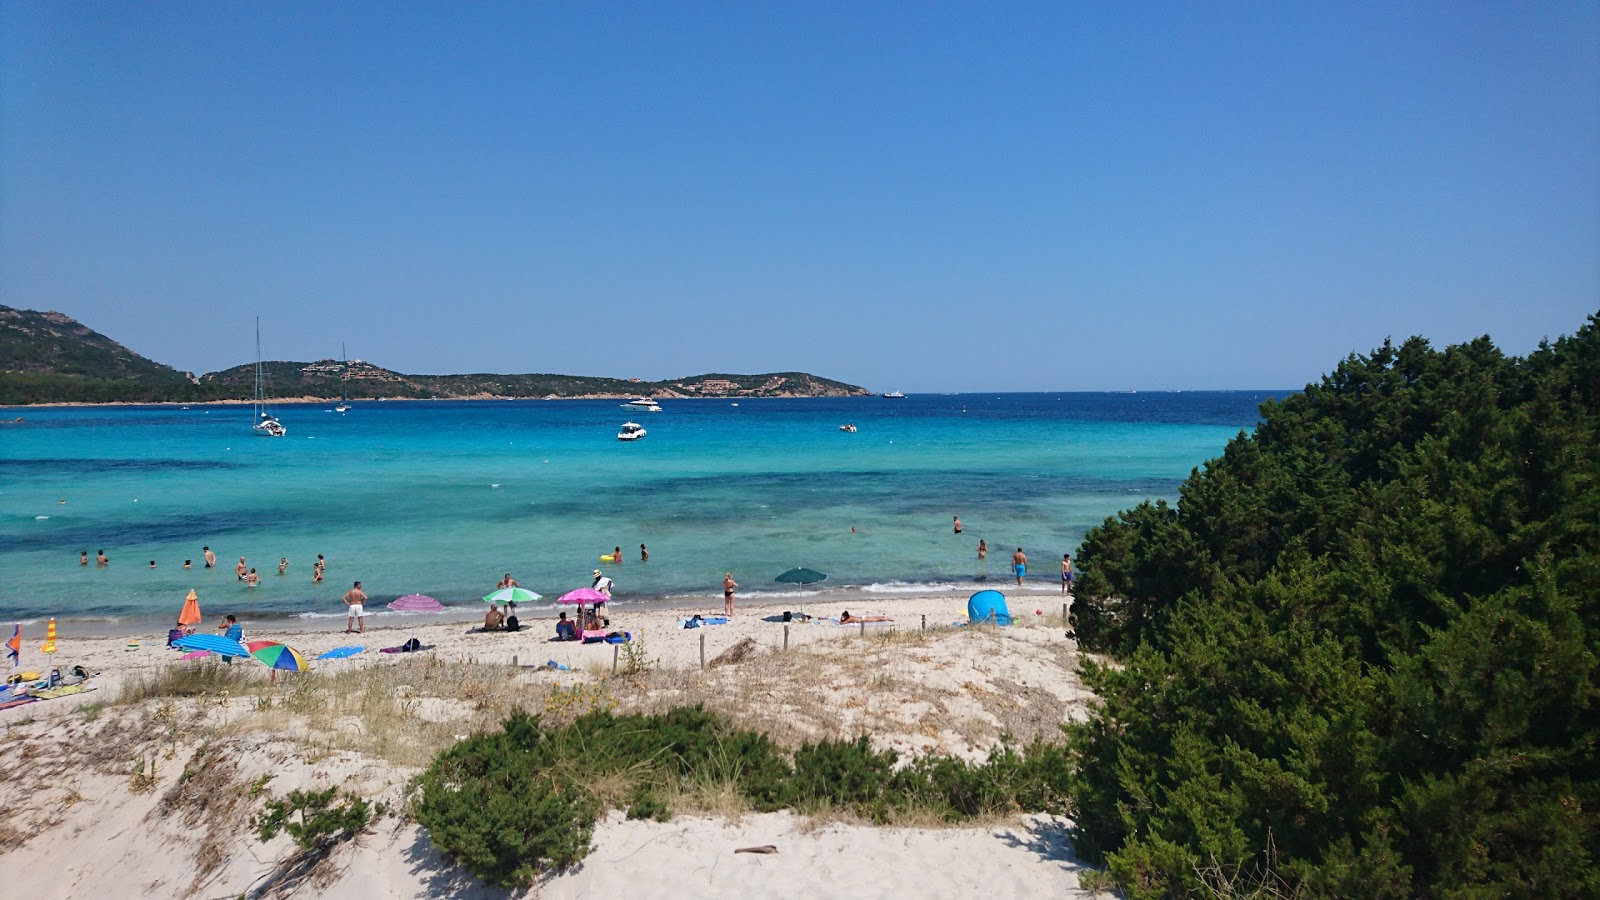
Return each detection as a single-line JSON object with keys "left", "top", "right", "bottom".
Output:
{"left": 388, "top": 594, "right": 445, "bottom": 613}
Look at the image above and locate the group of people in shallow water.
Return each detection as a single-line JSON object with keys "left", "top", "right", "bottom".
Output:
{"left": 84, "top": 546, "right": 328, "bottom": 586}
{"left": 965, "top": 520, "right": 1074, "bottom": 593}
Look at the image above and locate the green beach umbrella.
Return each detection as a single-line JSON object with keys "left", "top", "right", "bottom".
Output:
{"left": 774, "top": 567, "right": 827, "bottom": 588}
{"left": 483, "top": 587, "right": 542, "bottom": 605}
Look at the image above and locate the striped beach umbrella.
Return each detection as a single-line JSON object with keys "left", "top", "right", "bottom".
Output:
{"left": 388, "top": 594, "right": 445, "bottom": 613}
{"left": 249, "top": 642, "right": 310, "bottom": 673}
{"left": 171, "top": 634, "right": 249, "bottom": 658}
{"left": 40, "top": 618, "right": 57, "bottom": 654}
{"left": 483, "top": 587, "right": 541, "bottom": 605}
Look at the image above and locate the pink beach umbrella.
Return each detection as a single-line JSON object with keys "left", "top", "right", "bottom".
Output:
{"left": 388, "top": 594, "right": 445, "bottom": 613}
{"left": 556, "top": 588, "right": 608, "bottom": 629}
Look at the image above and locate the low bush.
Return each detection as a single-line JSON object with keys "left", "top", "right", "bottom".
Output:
{"left": 414, "top": 705, "right": 1072, "bottom": 888}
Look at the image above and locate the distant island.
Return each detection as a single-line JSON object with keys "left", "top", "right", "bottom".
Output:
{"left": 0, "top": 305, "right": 872, "bottom": 405}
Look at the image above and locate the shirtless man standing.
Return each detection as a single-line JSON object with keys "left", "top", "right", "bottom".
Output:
{"left": 1012, "top": 547, "right": 1027, "bottom": 586}
{"left": 235, "top": 557, "right": 248, "bottom": 580}
{"left": 343, "top": 581, "right": 368, "bottom": 633}
{"left": 203, "top": 546, "right": 216, "bottom": 569}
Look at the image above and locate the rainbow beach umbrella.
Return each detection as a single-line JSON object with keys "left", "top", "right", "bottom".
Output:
{"left": 248, "top": 641, "right": 310, "bottom": 674}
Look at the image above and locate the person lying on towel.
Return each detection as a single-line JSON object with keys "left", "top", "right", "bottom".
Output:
{"left": 839, "top": 610, "right": 892, "bottom": 624}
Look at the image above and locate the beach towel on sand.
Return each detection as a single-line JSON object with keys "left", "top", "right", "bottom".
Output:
{"left": 380, "top": 638, "right": 432, "bottom": 654}
{"left": 316, "top": 646, "right": 365, "bottom": 660}
{"left": 678, "top": 616, "right": 729, "bottom": 629}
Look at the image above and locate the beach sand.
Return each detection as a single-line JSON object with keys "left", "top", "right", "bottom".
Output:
{"left": 0, "top": 594, "right": 1104, "bottom": 899}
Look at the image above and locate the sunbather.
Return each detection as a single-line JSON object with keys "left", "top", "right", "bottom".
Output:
{"left": 555, "top": 612, "right": 577, "bottom": 641}
{"left": 839, "top": 610, "right": 892, "bottom": 624}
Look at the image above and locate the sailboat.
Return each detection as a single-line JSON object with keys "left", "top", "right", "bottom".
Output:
{"left": 252, "top": 318, "right": 286, "bottom": 437}
{"left": 335, "top": 342, "right": 351, "bottom": 412}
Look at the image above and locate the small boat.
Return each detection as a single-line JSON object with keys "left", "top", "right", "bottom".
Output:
{"left": 617, "top": 422, "right": 647, "bottom": 441}
{"left": 881, "top": 390, "right": 906, "bottom": 399}
{"left": 839, "top": 423, "right": 858, "bottom": 432}
{"left": 251, "top": 319, "right": 286, "bottom": 438}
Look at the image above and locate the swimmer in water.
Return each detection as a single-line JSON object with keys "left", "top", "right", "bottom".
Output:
{"left": 149, "top": 560, "right": 157, "bottom": 569}
{"left": 184, "top": 560, "right": 192, "bottom": 569}
{"left": 640, "top": 543, "right": 649, "bottom": 562}
{"left": 96, "top": 550, "right": 108, "bottom": 567}
{"left": 203, "top": 546, "right": 216, "bottom": 568}
{"left": 244, "top": 568, "right": 260, "bottom": 587}
{"left": 236, "top": 557, "right": 248, "bottom": 580}
{"left": 80, "top": 551, "right": 88, "bottom": 566}
{"left": 278, "top": 557, "right": 288, "bottom": 575}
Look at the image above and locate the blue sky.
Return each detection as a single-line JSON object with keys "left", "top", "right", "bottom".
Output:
{"left": 3, "top": 3, "right": 1596, "bottom": 391}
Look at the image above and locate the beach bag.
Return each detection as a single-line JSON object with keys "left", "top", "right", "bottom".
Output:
{"left": 401, "top": 637, "right": 422, "bottom": 652}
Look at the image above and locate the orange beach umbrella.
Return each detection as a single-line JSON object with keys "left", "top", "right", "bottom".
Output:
{"left": 177, "top": 589, "right": 203, "bottom": 627}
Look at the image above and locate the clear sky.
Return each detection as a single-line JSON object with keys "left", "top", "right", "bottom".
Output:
{"left": 3, "top": 3, "right": 1596, "bottom": 391}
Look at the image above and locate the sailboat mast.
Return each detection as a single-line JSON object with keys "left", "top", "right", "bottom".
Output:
{"left": 254, "top": 317, "right": 263, "bottom": 416}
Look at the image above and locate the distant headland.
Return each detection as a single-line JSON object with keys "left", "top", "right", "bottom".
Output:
{"left": 0, "top": 305, "right": 872, "bottom": 405}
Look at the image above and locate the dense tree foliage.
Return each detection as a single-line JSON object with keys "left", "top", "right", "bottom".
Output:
{"left": 1069, "top": 315, "right": 1599, "bottom": 897}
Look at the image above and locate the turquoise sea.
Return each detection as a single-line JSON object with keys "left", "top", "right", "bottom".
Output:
{"left": 0, "top": 393, "right": 1288, "bottom": 627}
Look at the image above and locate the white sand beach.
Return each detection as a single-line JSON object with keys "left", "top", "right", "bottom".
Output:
{"left": 0, "top": 594, "right": 1105, "bottom": 899}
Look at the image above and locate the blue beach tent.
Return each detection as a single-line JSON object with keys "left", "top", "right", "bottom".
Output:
{"left": 967, "top": 590, "right": 1012, "bottom": 626}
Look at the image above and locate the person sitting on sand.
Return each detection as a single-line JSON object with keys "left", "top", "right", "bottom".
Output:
{"left": 555, "top": 611, "right": 577, "bottom": 641}
{"left": 484, "top": 603, "right": 505, "bottom": 632}
{"left": 839, "top": 610, "right": 892, "bottom": 624}
{"left": 218, "top": 614, "right": 243, "bottom": 640}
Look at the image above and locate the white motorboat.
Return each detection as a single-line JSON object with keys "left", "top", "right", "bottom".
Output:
{"left": 881, "top": 390, "right": 906, "bottom": 399}
{"left": 839, "top": 423, "right": 858, "bottom": 432}
{"left": 617, "top": 422, "right": 647, "bottom": 441}
{"left": 251, "top": 319, "right": 286, "bottom": 438}
{"left": 622, "top": 397, "right": 661, "bottom": 409}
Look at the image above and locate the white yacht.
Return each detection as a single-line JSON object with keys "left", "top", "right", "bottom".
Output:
{"left": 617, "top": 422, "right": 647, "bottom": 441}
{"left": 622, "top": 397, "right": 662, "bottom": 411}
{"left": 881, "top": 390, "right": 906, "bottom": 399}
{"left": 251, "top": 319, "right": 286, "bottom": 438}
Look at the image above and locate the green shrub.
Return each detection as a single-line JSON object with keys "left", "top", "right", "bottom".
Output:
{"left": 414, "top": 705, "right": 1075, "bottom": 888}
{"left": 412, "top": 711, "right": 598, "bottom": 887}
{"left": 255, "top": 788, "right": 380, "bottom": 851}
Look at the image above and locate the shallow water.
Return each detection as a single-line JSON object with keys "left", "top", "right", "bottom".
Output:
{"left": 0, "top": 392, "right": 1288, "bottom": 625}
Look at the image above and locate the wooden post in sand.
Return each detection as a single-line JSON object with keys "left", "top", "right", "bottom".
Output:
{"left": 921, "top": 614, "right": 926, "bottom": 632}
{"left": 612, "top": 645, "right": 619, "bottom": 675}
{"left": 1062, "top": 602, "right": 1069, "bottom": 626}
{"left": 700, "top": 633, "right": 706, "bottom": 669}
{"left": 512, "top": 654, "right": 518, "bottom": 667}
{"left": 859, "top": 621, "right": 866, "bottom": 637}
{"left": 783, "top": 625, "right": 789, "bottom": 651}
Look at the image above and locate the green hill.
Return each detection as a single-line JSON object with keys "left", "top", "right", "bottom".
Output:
{"left": 0, "top": 306, "right": 209, "bottom": 403}
{"left": 0, "top": 305, "right": 873, "bottom": 404}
